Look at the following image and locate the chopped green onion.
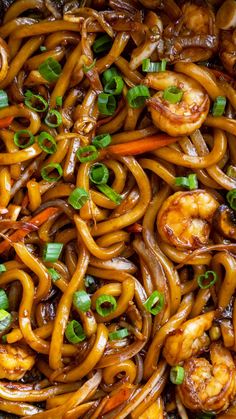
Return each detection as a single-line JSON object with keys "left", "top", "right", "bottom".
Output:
{"left": 41, "top": 163, "right": 63, "bottom": 182}
{"left": 170, "top": 366, "right": 185, "bottom": 385}
{"left": 175, "top": 177, "right": 190, "bottom": 188}
{"left": 126, "top": 85, "right": 150, "bottom": 108}
{"left": 102, "top": 67, "right": 119, "bottom": 85}
{"left": 92, "top": 133, "right": 111, "bottom": 149}
{"left": 83, "top": 59, "right": 96, "bottom": 74}
{"left": 104, "top": 76, "right": 124, "bottom": 95}
{"left": 0, "top": 309, "right": 11, "bottom": 332}
{"left": 40, "top": 46, "right": 47, "bottom": 52}
{"left": 227, "top": 165, "right": 236, "bottom": 178}
{"left": 2, "top": 335, "right": 7, "bottom": 343}
{"left": 197, "top": 413, "right": 216, "bottom": 419}
{"left": 109, "top": 328, "right": 129, "bottom": 340}
{"left": 44, "top": 109, "right": 62, "bottom": 128}
{"left": 227, "top": 189, "right": 236, "bottom": 210}
{"left": 73, "top": 290, "right": 91, "bottom": 312}
{"left": 89, "top": 163, "right": 109, "bottom": 185}
{"left": 0, "top": 265, "right": 6, "bottom": 273}
{"left": 96, "top": 294, "right": 117, "bottom": 317}
{"left": 43, "top": 243, "right": 63, "bottom": 262}
{"left": 163, "top": 86, "right": 183, "bottom": 104}
{"left": 48, "top": 268, "right": 60, "bottom": 282}
{"left": 84, "top": 275, "right": 96, "bottom": 293}
{"left": 143, "top": 290, "right": 164, "bottom": 315}
{"left": 96, "top": 184, "right": 122, "bottom": 205}
{"left": 175, "top": 174, "right": 198, "bottom": 190}
{"left": 76, "top": 145, "right": 98, "bottom": 163}
{"left": 98, "top": 93, "right": 116, "bottom": 116}
{"left": 56, "top": 96, "right": 62, "bottom": 107}
{"left": 160, "top": 59, "right": 167, "bottom": 71}
{"left": 38, "top": 57, "right": 62, "bottom": 83}
{"left": 13, "top": 130, "right": 35, "bottom": 149}
{"left": 0, "top": 90, "right": 8, "bottom": 109}
{"left": 142, "top": 58, "right": 167, "bottom": 73}
{"left": 65, "top": 320, "right": 86, "bottom": 343}
{"left": 93, "top": 34, "right": 112, "bottom": 54}
{"left": 38, "top": 132, "right": 57, "bottom": 154}
{"left": 197, "top": 270, "right": 218, "bottom": 289}
{"left": 68, "top": 187, "right": 89, "bottom": 210}
{"left": 212, "top": 96, "right": 226, "bottom": 117}
{"left": 0, "top": 290, "right": 9, "bottom": 311}
{"left": 24, "top": 90, "right": 48, "bottom": 112}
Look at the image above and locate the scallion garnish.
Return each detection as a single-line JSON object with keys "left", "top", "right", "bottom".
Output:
{"left": 56, "top": 96, "right": 62, "bottom": 107}
{"left": 76, "top": 145, "right": 98, "bottom": 163}
{"left": 13, "top": 130, "right": 35, "bottom": 149}
{"left": 73, "top": 290, "right": 91, "bottom": 312}
{"left": 0, "top": 90, "right": 8, "bottom": 109}
{"left": 227, "top": 189, "right": 236, "bottom": 210}
{"left": 96, "top": 184, "right": 122, "bottom": 205}
{"left": 40, "top": 46, "right": 47, "bottom": 52}
{"left": 175, "top": 174, "right": 198, "bottom": 190}
{"left": 102, "top": 67, "right": 119, "bottom": 85}
{"left": 68, "top": 187, "right": 89, "bottom": 210}
{"left": 109, "top": 328, "right": 129, "bottom": 340}
{"left": 84, "top": 275, "right": 96, "bottom": 293}
{"left": 24, "top": 90, "right": 48, "bottom": 112}
{"left": 89, "top": 163, "right": 109, "bottom": 185}
{"left": 44, "top": 109, "right": 62, "bottom": 128}
{"left": 0, "top": 265, "right": 6, "bottom": 273}
{"left": 104, "top": 76, "right": 124, "bottom": 96}
{"left": 92, "top": 133, "right": 111, "bottom": 149}
{"left": 48, "top": 268, "right": 61, "bottom": 282}
{"left": 0, "top": 309, "right": 11, "bottom": 332}
{"left": 65, "top": 320, "right": 86, "bottom": 343}
{"left": 93, "top": 34, "right": 112, "bottom": 54}
{"left": 126, "top": 85, "right": 150, "bottom": 108}
{"left": 38, "top": 132, "right": 57, "bottom": 154}
{"left": 170, "top": 366, "right": 185, "bottom": 385}
{"left": 142, "top": 58, "right": 167, "bottom": 72}
{"left": 0, "top": 290, "right": 9, "bottom": 311}
{"left": 41, "top": 163, "right": 63, "bottom": 182}
{"left": 227, "top": 165, "right": 236, "bottom": 178}
{"left": 197, "top": 271, "right": 218, "bottom": 289}
{"left": 98, "top": 93, "right": 116, "bottom": 116}
{"left": 38, "top": 57, "right": 62, "bottom": 83}
{"left": 43, "top": 243, "right": 63, "bottom": 262}
{"left": 96, "top": 294, "right": 117, "bottom": 317}
{"left": 143, "top": 290, "right": 164, "bottom": 315}
{"left": 163, "top": 86, "right": 183, "bottom": 104}
{"left": 212, "top": 96, "right": 226, "bottom": 117}
{"left": 83, "top": 59, "right": 96, "bottom": 74}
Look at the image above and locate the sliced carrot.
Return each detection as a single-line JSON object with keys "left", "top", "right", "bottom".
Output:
{"left": 101, "top": 385, "right": 134, "bottom": 414}
{"left": 0, "top": 207, "right": 59, "bottom": 254}
{"left": 105, "top": 134, "right": 179, "bottom": 156}
{"left": 0, "top": 116, "right": 14, "bottom": 129}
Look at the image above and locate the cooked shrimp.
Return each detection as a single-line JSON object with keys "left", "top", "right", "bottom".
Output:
{"left": 219, "top": 30, "right": 236, "bottom": 76}
{"left": 0, "top": 344, "right": 35, "bottom": 380}
{"left": 163, "top": 311, "right": 215, "bottom": 366}
{"left": 157, "top": 190, "right": 219, "bottom": 249}
{"left": 178, "top": 343, "right": 236, "bottom": 414}
{"left": 145, "top": 71, "right": 210, "bottom": 136}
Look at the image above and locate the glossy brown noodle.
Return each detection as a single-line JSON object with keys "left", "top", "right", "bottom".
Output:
{"left": 0, "top": 0, "right": 236, "bottom": 418}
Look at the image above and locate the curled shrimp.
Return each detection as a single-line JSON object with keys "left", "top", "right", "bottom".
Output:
{"left": 178, "top": 342, "right": 236, "bottom": 414}
{"left": 163, "top": 311, "right": 215, "bottom": 366}
{"left": 0, "top": 344, "right": 35, "bottom": 380}
{"left": 157, "top": 190, "right": 219, "bottom": 249}
{"left": 145, "top": 71, "right": 210, "bottom": 136}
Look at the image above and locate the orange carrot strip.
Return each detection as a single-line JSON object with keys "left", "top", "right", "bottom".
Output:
{"left": 106, "top": 134, "right": 179, "bottom": 156}
{"left": 102, "top": 385, "right": 134, "bottom": 414}
{"left": 0, "top": 207, "right": 59, "bottom": 254}
{"left": 0, "top": 116, "right": 14, "bottom": 129}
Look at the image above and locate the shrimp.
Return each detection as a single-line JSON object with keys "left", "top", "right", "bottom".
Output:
{"left": 145, "top": 71, "right": 210, "bottom": 137}
{"left": 0, "top": 344, "right": 35, "bottom": 380}
{"left": 178, "top": 343, "right": 236, "bottom": 414}
{"left": 157, "top": 190, "right": 219, "bottom": 249}
{"left": 219, "top": 30, "right": 236, "bottom": 76}
{"left": 163, "top": 311, "right": 215, "bottom": 366}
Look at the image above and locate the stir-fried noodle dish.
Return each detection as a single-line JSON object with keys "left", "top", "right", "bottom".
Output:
{"left": 1, "top": 0, "right": 236, "bottom": 418}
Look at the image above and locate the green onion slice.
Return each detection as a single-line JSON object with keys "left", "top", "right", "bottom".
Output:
{"left": 170, "top": 366, "right": 185, "bottom": 385}
{"left": 0, "top": 265, "right": 6, "bottom": 273}
{"left": 96, "top": 294, "right": 117, "bottom": 317}
{"left": 104, "top": 76, "right": 124, "bottom": 95}
{"left": 227, "top": 189, "right": 236, "bottom": 210}
{"left": 56, "top": 96, "right": 62, "bottom": 107}
{"left": 73, "top": 290, "right": 91, "bottom": 312}
{"left": 188, "top": 174, "right": 198, "bottom": 190}
{"left": 83, "top": 59, "right": 96, "bottom": 74}
{"left": 126, "top": 85, "right": 150, "bottom": 108}
{"left": 163, "top": 86, "right": 183, "bottom": 104}
{"left": 65, "top": 320, "right": 86, "bottom": 343}
{"left": 0, "top": 290, "right": 9, "bottom": 311}
{"left": 98, "top": 93, "right": 116, "bottom": 116}
{"left": 92, "top": 133, "right": 111, "bottom": 149}
{"left": 41, "top": 163, "right": 63, "bottom": 182}
{"left": 109, "top": 328, "right": 129, "bottom": 340}
{"left": 68, "top": 187, "right": 89, "bottom": 210}
{"left": 212, "top": 96, "right": 226, "bottom": 117}
{"left": 84, "top": 275, "right": 96, "bottom": 293}
{"left": 13, "top": 130, "right": 35, "bottom": 149}
{"left": 40, "top": 46, "right": 47, "bottom": 52}
{"left": 89, "top": 163, "right": 109, "bottom": 185}
{"left": 48, "top": 268, "right": 61, "bottom": 282}
{"left": 2, "top": 335, "right": 7, "bottom": 343}
{"left": 96, "top": 184, "right": 122, "bottom": 205}
{"left": 93, "top": 34, "right": 112, "bottom": 54}
{"left": 102, "top": 67, "right": 119, "bottom": 84}
{"left": 143, "top": 290, "right": 164, "bottom": 315}
{"left": 175, "top": 174, "right": 198, "bottom": 190}
{"left": 44, "top": 109, "right": 62, "bottom": 128}
{"left": 38, "top": 57, "right": 62, "bottom": 83}
{"left": 197, "top": 413, "right": 216, "bottom": 419}
{"left": 197, "top": 271, "right": 218, "bottom": 289}
{"left": 76, "top": 145, "right": 98, "bottom": 163}
{"left": 24, "top": 90, "right": 48, "bottom": 112}
{"left": 0, "top": 90, "right": 8, "bottom": 109}
{"left": 0, "top": 309, "right": 12, "bottom": 332}
{"left": 38, "top": 132, "right": 57, "bottom": 154}
{"left": 142, "top": 58, "right": 167, "bottom": 73}
{"left": 227, "top": 165, "right": 236, "bottom": 179}
{"left": 43, "top": 243, "right": 63, "bottom": 262}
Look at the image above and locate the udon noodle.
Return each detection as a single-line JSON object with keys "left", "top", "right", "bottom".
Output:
{"left": 0, "top": 0, "right": 235, "bottom": 418}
